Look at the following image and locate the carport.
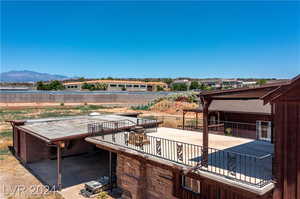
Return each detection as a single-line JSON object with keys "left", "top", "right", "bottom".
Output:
{"left": 7, "top": 114, "right": 160, "bottom": 190}
{"left": 27, "top": 149, "right": 116, "bottom": 189}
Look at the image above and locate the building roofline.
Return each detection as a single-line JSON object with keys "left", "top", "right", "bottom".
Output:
{"left": 262, "top": 74, "right": 300, "bottom": 104}
{"left": 63, "top": 80, "right": 168, "bottom": 86}
{"left": 199, "top": 81, "right": 289, "bottom": 97}
{"left": 197, "top": 80, "right": 290, "bottom": 101}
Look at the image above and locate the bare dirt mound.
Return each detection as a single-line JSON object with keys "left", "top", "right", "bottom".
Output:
{"left": 149, "top": 100, "right": 198, "bottom": 115}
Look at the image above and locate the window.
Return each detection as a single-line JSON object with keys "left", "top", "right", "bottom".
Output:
{"left": 110, "top": 84, "right": 117, "bottom": 87}
{"left": 118, "top": 84, "right": 125, "bottom": 88}
{"left": 140, "top": 85, "right": 146, "bottom": 88}
{"left": 133, "top": 85, "right": 139, "bottom": 88}
{"left": 126, "top": 85, "right": 132, "bottom": 88}
{"left": 181, "top": 176, "right": 201, "bottom": 194}
{"left": 257, "top": 121, "right": 271, "bottom": 142}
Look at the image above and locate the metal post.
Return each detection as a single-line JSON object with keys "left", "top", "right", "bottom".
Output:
{"left": 57, "top": 142, "right": 62, "bottom": 190}
{"left": 109, "top": 151, "right": 113, "bottom": 192}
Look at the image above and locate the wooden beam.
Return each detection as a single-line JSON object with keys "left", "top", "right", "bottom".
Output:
{"left": 201, "top": 97, "right": 212, "bottom": 167}
{"left": 196, "top": 112, "right": 198, "bottom": 129}
{"left": 57, "top": 142, "right": 63, "bottom": 190}
{"left": 109, "top": 151, "right": 113, "bottom": 192}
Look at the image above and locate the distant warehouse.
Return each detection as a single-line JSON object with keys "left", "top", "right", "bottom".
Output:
{"left": 63, "top": 80, "right": 168, "bottom": 92}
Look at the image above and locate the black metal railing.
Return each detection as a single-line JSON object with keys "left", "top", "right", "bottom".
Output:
{"left": 90, "top": 130, "right": 273, "bottom": 188}
{"left": 139, "top": 115, "right": 271, "bottom": 141}
{"left": 87, "top": 118, "right": 159, "bottom": 136}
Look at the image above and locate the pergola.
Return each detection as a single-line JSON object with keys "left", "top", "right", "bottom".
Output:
{"left": 197, "top": 82, "right": 287, "bottom": 166}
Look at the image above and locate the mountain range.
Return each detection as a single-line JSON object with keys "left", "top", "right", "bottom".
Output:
{"left": 0, "top": 70, "right": 68, "bottom": 82}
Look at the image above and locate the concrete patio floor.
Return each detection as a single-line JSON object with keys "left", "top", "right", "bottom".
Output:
{"left": 87, "top": 127, "right": 274, "bottom": 187}
{"left": 26, "top": 150, "right": 112, "bottom": 189}
{"left": 148, "top": 127, "right": 273, "bottom": 155}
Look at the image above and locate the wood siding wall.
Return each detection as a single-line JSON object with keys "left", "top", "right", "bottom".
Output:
{"left": 218, "top": 112, "right": 272, "bottom": 124}
{"left": 173, "top": 172, "right": 272, "bottom": 199}
{"left": 273, "top": 102, "right": 300, "bottom": 199}
{"left": 208, "top": 112, "right": 272, "bottom": 139}
{"left": 13, "top": 128, "right": 97, "bottom": 163}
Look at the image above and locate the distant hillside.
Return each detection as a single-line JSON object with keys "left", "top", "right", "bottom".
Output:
{"left": 0, "top": 70, "right": 68, "bottom": 82}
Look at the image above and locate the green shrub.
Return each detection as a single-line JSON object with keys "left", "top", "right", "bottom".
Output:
{"left": 225, "top": 128, "right": 232, "bottom": 136}
{"left": 82, "top": 82, "right": 108, "bottom": 91}
{"left": 0, "top": 149, "right": 10, "bottom": 155}
{"left": 0, "top": 130, "right": 12, "bottom": 138}
{"left": 131, "top": 102, "right": 154, "bottom": 111}
{"left": 97, "top": 192, "right": 109, "bottom": 199}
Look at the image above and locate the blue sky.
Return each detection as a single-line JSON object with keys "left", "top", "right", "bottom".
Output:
{"left": 1, "top": 1, "right": 299, "bottom": 78}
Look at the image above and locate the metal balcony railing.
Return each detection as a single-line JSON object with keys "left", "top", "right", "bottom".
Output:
{"left": 88, "top": 130, "right": 273, "bottom": 188}
{"left": 139, "top": 115, "right": 272, "bottom": 141}
{"left": 87, "top": 118, "right": 159, "bottom": 136}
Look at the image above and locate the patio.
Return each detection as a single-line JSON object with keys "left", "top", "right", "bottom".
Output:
{"left": 86, "top": 127, "right": 273, "bottom": 188}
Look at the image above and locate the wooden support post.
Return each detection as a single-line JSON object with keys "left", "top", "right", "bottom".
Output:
{"left": 109, "top": 151, "right": 113, "bottom": 192}
{"left": 196, "top": 112, "right": 198, "bottom": 129}
{"left": 182, "top": 111, "right": 186, "bottom": 130}
{"left": 57, "top": 142, "right": 62, "bottom": 190}
{"left": 201, "top": 97, "right": 211, "bottom": 167}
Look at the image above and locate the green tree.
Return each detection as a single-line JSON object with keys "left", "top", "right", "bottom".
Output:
{"left": 171, "top": 83, "right": 188, "bottom": 91}
{"left": 49, "top": 80, "right": 65, "bottom": 90}
{"left": 78, "top": 77, "right": 85, "bottom": 81}
{"left": 189, "top": 81, "right": 200, "bottom": 90}
{"left": 257, "top": 79, "right": 267, "bottom": 86}
{"left": 82, "top": 83, "right": 94, "bottom": 90}
{"left": 156, "top": 85, "right": 164, "bottom": 91}
{"left": 199, "top": 84, "right": 212, "bottom": 91}
{"left": 36, "top": 81, "right": 45, "bottom": 90}
{"left": 162, "top": 78, "right": 173, "bottom": 86}
{"left": 36, "top": 80, "right": 64, "bottom": 90}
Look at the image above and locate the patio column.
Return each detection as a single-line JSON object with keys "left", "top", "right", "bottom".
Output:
{"left": 56, "top": 141, "right": 64, "bottom": 190}
{"left": 201, "top": 97, "right": 212, "bottom": 167}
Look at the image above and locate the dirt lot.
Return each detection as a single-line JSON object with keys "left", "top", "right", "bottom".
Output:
{"left": 0, "top": 102, "right": 200, "bottom": 199}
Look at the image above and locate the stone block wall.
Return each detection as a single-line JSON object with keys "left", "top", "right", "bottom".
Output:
{"left": 116, "top": 153, "right": 177, "bottom": 199}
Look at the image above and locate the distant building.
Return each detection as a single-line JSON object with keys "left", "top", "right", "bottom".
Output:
{"left": 242, "top": 81, "right": 257, "bottom": 87}
{"left": 63, "top": 80, "right": 168, "bottom": 92}
{"left": 220, "top": 79, "right": 243, "bottom": 88}
{"left": 199, "top": 79, "right": 221, "bottom": 89}
{"left": 199, "top": 79, "right": 242, "bottom": 89}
